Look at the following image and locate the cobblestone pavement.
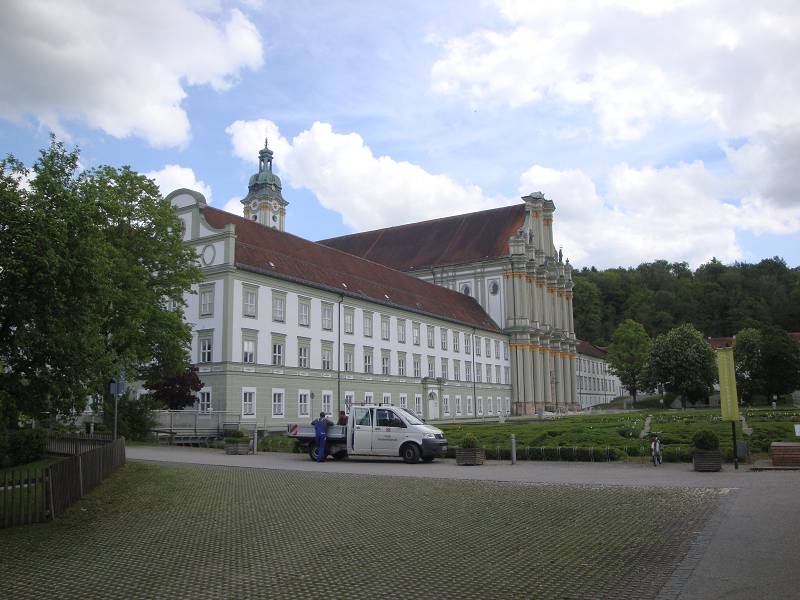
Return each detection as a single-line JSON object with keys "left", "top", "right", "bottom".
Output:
{"left": 1, "top": 461, "right": 725, "bottom": 600}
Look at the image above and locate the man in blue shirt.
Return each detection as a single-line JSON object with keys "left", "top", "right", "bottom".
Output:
{"left": 312, "top": 411, "right": 334, "bottom": 462}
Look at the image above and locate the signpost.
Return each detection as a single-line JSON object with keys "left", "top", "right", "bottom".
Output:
{"left": 111, "top": 370, "right": 126, "bottom": 440}
{"left": 716, "top": 348, "right": 739, "bottom": 469}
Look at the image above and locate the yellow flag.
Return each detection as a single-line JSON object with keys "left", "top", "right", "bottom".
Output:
{"left": 716, "top": 348, "right": 739, "bottom": 421}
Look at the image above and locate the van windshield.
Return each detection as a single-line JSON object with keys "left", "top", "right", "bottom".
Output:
{"left": 400, "top": 408, "right": 424, "bottom": 425}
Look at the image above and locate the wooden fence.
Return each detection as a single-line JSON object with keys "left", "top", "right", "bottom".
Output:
{"left": 1, "top": 434, "right": 126, "bottom": 528}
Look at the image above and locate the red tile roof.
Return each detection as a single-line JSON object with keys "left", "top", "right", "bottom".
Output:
{"left": 200, "top": 207, "right": 500, "bottom": 332}
{"left": 318, "top": 204, "right": 527, "bottom": 271}
{"left": 576, "top": 340, "right": 607, "bottom": 358}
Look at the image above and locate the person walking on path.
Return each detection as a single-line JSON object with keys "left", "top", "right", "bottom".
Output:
{"left": 312, "top": 411, "right": 334, "bottom": 462}
{"left": 651, "top": 434, "right": 662, "bottom": 466}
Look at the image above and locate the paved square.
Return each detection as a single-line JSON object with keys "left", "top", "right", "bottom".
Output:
{"left": 1, "top": 462, "right": 724, "bottom": 599}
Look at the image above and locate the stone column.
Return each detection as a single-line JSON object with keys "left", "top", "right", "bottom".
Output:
{"left": 561, "top": 343, "right": 571, "bottom": 410}
{"left": 511, "top": 339, "right": 525, "bottom": 414}
{"left": 543, "top": 344, "right": 553, "bottom": 410}
{"left": 554, "top": 345, "right": 564, "bottom": 409}
{"left": 522, "top": 342, "right": 535, "bottom": 415}
{"left": 568, "top": 348, "right": 577, "bottom": 408}
{"left": 533, "top": 336, "right": 544, "bottom": 412}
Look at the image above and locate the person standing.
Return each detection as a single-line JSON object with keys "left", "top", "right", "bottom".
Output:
{"left": 651, "top": 434, "right": 662, "bottom": 466}
{"left": 337, "top": 410, "right": 348, "bottom": 426}
{"left": 312, "top": 411, "right": 334, "bottom": 462}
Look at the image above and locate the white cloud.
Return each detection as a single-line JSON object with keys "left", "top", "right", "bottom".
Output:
{"left": 431, "top": 1, "right": 800, "bottom": 143}
{"left": 226, "top": 119, "right": 511, "bottom": 231}
{"left": 222, "top": 196, "right": 245, "bottom": 217}
{"left": 0, "top": 1, "right": 263, "bottom": 148}
{"left": 146, "top": 164, "right": 212, "bottom": 201}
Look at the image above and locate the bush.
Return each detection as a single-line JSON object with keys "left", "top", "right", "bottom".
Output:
{"left": 7, "top": 428, "right": 47, "bottom": 466}
{"left": 692, "top": 429, "right": 719, "bottom": 450}
{"left": 462, "top": 432, "right": 479, "bottom": 449}
{"left": 102, "top": 393, "right": 156, "bottom": 441}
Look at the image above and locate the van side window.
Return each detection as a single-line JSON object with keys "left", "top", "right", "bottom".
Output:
{"left": 354, "top": 407, "right": 372, "bottom": 426}
{"left": 377, "top": 409, "right": 406, "bottom": 428}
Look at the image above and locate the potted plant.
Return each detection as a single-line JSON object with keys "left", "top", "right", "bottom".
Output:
{"left": 224, "top": 430, "right": 252, "bottom": 455}
{"left": 692, "top": 429, "right": 721, "bottom": 472}
{"left": 456, "top": 433, "right": 485, "bottom": 466}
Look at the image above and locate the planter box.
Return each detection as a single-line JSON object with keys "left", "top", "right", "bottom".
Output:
{"left": 456, "top": 448, "right": 485, "bottom": 466}
{"left": 693, "top": 449, "right": 721, "bottom": 472}
{"left": 225, "top": 441, "right": 252, "bottom": 455}
{"left": 770, "top": 442, "right": 800, "bottom": 467}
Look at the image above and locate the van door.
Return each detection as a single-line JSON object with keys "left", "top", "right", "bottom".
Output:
{"left": 372, "top": 408, "right": 407, "bottom": 455}
{"left": 351, "top": 406, "right": 373, "bottom": 454}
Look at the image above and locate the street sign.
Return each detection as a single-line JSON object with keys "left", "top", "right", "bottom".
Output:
{"left": 716, "top": 348, "right": 739, "bottom": 421}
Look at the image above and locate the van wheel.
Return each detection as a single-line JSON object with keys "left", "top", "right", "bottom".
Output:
{"left": 401, "top": 443, "right": 421, "bottom": 464}
{"left": 309, "top": 445, "right": 320, "bottom": 461}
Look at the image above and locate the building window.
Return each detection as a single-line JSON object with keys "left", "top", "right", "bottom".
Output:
{"left": 298, "top": 343, "right": 309, "bottom": 369}
{"left": 398, "top": 352, "right": 406, "bottom": 376}
{"left": 382, "top": 353, "right": 391, "bottom": 375}
{"left": 504, "top": 367, "right": 510, "bottom": 384}
{"left": 344, "top": 345, "right": 354, "bottom": 372}
{"left": 271, "top": 339, "right": 284, "bottom": 366}
{"left": 242, "top": 388, "right": 256, "bottom": 417}
{"left": 199, "top": 335, "right": 213, "bottom": 363}
{"left": 413, "top": 355, "right": 421, "bottom": 378}
{"left": 298, "top": 298, "right": 311, "bottom": 327}
{"left": 465, "top": 335, "right": 472, "bottom": 354}
{"left": 489, "top": 280, "right": 500, "bottom": 295}
{"left": 494, "top": 340, "right": 500, "bottom": 358}
{"left": 427, "top": 357, "right": 435, "bottom": 378}
{"left": 453, "top": 360, "right": 461, "bottom": 381}
{"left": 426, "top": 325, "right": 434, "bottom": 348}
{"left": 453, "top": 332, "right": 460, "bottom": 353}
{"left": 465, "top": 362, "right": 472, "bottom": 382}
{"left": 243, "top": 285, "right": 257, "bottom": 318}
{"left": 381, "top": 315, "right": 390, "bottom": 341}
{"left": 382, "top": 393, "right": 391, "bottom": 405}
{"left": 344, "top": 307, "right": 354, "bottom": 334}
{"left": 272, "top": 292, "right": 286, "bottom": 322}
{"left": 477, "top": 397, "right": 483, "bottom": 416}
{"left": 321, "top": 302, "right": 333, "bottom": 331}
{"left": 344, "top": 392, "right": 354, "bottom": 413}
{"left": 198, "top": 388, "right": 211, "bottom": 414}
{"left": 365, "top": 392, "right": 374, "bottom": 405}
{"left": 412, "top": 322, "right": 420, "bottom": 345}
{"left": 442, "top": 395, "right": 450, "bottom": 416}
{"left": 414, "top": 394, "right": 422, "bottom": 415}
{"left": 242, "top": 338, "right": 256, "bottom": 364}
{"left": 298, "top": 390, "right": 310, "bottom": 417}
{"left": 441, "top": 358, "right": 448, "bottom": 381}
{"left": 504, "top": 343, "right": 509, "bottom": 360}
{"left": 486, "top": 365, "right": 492, "bottom": 383}
{"left": 272, "top": 389, "right": 284, "bottom": 417}
{"left": 363, "top": 348, "right": 373, "bottom": 374}
{"left": 467, "top": 396, "right": 473, "bottom": 415}
{"left": 397, "top": 319, "right": 406, "bottom": 343}
{"left": 199, "top": 285, "right": 214, "bottom": 317}
{"left": 487, "top": 397, "right": 494, "bottom": 415}
{"left": 475, "top": 336, "right": 482, "bottom": 356}
{"left": 485, "top": 338, "right": 491, "bottom": 358}
{"left": 322, "top": 391, "right": 333, "bottom": 415}
{"left": 363, "top": 312, "right": 373, "bottom": 337}
{"left": 441, "top": 328, "right": 448, "bottom": 350}
{"left": 496, "top": 365, "right": 501, "bottom": 383}
{"left": 399, "top": 393, "right": 407, "bottom": 409}
{"left": 321, "top": 345, "right": 333, "bottom": 371}
{"left": 461, "top": 284, "right": 471, "bottom": 296}
{"left": 475, "top": 363, "right": 482, "bottom": 383}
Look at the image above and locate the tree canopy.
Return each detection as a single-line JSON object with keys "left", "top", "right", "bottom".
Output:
{"left": 573, "top": 259, "right": 800, "bottom": 345}
{"left": 649, "top": 323, "right": 717, "bottom": 405}
{"left": 606, "top": 319, "right": 651, "bottom": 404}
{"left": 0, "top": 137, "right": 201, "bottom": 427}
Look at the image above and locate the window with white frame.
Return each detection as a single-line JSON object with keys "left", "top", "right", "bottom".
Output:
{"left": 504, "top": 342, "right": 509, "bottom": 360}
{"left": 441, "top": 328, "right": 448, "bottom": 350}
{"left": 398, "top": 352, "right": 406, "bottom": 376}
{"left": 467, "top": 396, "right": 473, "bottom": 415}
{"left": 414, "top": 393, "right": 422, "bottom": 415}
{"left": 271, "top": 337, "right": 284, "bottom": 366}
{"left": 298, "top": 390, "right": 310, "bottom": 417}
{"left": 198, "top": 388, "right": 211, "bottom": 414}
{"left": 199, "top": 333, "right": 213, "bottom": 363}
{"left": 321, "top": 302, "right": 333, "bottom": 331}
{"left": 322, "top": 391, "right": 333, "bottom": 415}
{"left": 381, "top": 352, "right": 390, "bottom": 375}
{"left": 413, "top": 355, "right": 421, "bottom": 378}
{"left": 271, "top": 389, "right": 284, "bottom": 417}
{"left": 321, "top": 344, "right": 333, "bottom": 370}
{"left": 427, "top": 356, "right": 435, "bottom": 378}
{"left": 399, "top": 393, "right": 407, "bottom": 409}
{"left": 344, "top": 391, "right": 354, "bottom": 414}
{"left": 397, "top": 319, "right": 406, "bottom": 343}
{"left": 412, "top": 322, "right": 420, "bottom": 345}
{"left": 380, "top": 315, "right": 390, "bottom": 341}
{"left": 242, "top": 388, "right": 256, "bottom": 417}
{"left": 382, "top": 392, "right": 391, "bottom": 405}
{"left": 486, "top": 338, "right": 492, "bottom": 357}
{"left": 298, "top": 297, "right": 311, "bottom": 327}
{"left": 465, "top": 334, "right": 472, "bottom": 354}
{"left": 243, "top": 285, "right": 257, "bottom": 318}
{"left": 486, "top": 365, "right": 492, "bottom": 383}
{"left": 242, "top": 337, "right": 256, "bottom": 364}
{"left": 505, "top": 397, "right": 510, "bottom": 415}
{"left": 475, "top": 336, "right": 481, "bottom": 356}
{"left": 344, "top": 307, "right": 354, "bottom": 334}
{"left": 465, "top": 361, "right": 472, "bottom": 382}
{"left": 199, "top": 285, "right": 214, "bottom": 317}
{"left": 504, "top": 366, "right": 510, "bottom": 384}
{"left": 272, "top": 291, "right": 286, "bottom": 322}
{"left": 455, "top": 395, "right": 462, "bottom": 415}
{"left": 363, "top": 312, "right": 373, "bottom": 337}
{"left": 496, "top": 365, "right": 501, "bottom": 383}
{"left": 453, "top": 331, "right": 460, "bottom": 352}
{"left": 495, "top": 340, "right": 500, "bottom": 358}
{"left": 477, "top": 396, "right": 483, "bottom": 416}
{"left": 487, "top": 397, "right": 494, "bottom": 415}
{"left": 426, "top": 325, "right": 434, "bottom": 348}
{"left": 453, "top": 360, "right": 461, "bottom": 381}
{"left": 297, "top": 341, "right": 310, "bottom": 369}
{"left": 442, "top": 395, "right": 450, "bottom": 415}
{"left": 344, "top": 345, "right": 354, "bottom": 371}
{"left": 364, "top": 391, "right": 374, "bottom": 404}
{"left": 363, "top": 348, "right": 373, "bottom": 374}
{"left": 475, "top": 363, "right": 482, "bottom": 383}
{"left": 440, "top": 358, "right": 448, "bottom": 381}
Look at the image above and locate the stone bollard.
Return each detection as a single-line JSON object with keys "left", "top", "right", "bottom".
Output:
{"left": 511, "top": 434, "right": 517, "bottom": 465}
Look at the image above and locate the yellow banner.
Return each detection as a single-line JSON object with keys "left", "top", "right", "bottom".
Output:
{"left": 716, "top": 348, "right": 739, "bottom": 421}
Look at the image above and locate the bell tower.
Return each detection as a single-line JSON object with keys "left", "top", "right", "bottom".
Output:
{"left": 241, "top": 137, "right": 288, "bottom": 230}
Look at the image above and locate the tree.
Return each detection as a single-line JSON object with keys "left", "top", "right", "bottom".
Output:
{"left": 733, "top": 327, "right": 762, "bottom": 401}
{"left": 144, "top": 364, "right": 204, "bottom": 410}
{"left": 757, "top": 326, "right": 800, "bottom": 400}
{"left": 0, "top": 136, "right": 201, "bottom": 426}
{"left": 649, "top": 324, "right": 717, "bottom": 407}
{"left": 607, "top": 319, "right": 651, "bottom": 405}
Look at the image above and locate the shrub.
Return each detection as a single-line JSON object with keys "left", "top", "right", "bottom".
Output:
{"left": 102, "top": 392, "right": 156, "bottom": 441}
{"left": 225, "top": 430, "right": 250, "bottom": 444}
{"left": 462, "top": 432, "right": 479, "bottom": 449}
{"left": 7, "top": 428, "right": 47, "bottom": 466}
{"left": 692, "top": 429, "right": 719, "bottom": 450}
{"left": 0, "top": 430, "right": 9, "bottom": 467}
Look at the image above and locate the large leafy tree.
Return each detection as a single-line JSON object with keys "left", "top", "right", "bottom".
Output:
{"left": 757, "top": 327, "right": 800, "bottom": 400}
{"left": 649, "top": 323, "right": 717, "bottom": 406}
{"left": 144, "top": 363, "right": 204, "bottom": 410}
{"left": 733, "top": 327, "right": 762, "bottom": 401}
{"left": 607, "top": 319, "right": 651, "bottom": 405}
{"left": 0, "top": 137, "right": 201, "bottom": 427}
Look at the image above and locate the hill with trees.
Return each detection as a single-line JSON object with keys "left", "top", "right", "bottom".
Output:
{"left": 573, "top": 258, "right": 800, "bottom": 346}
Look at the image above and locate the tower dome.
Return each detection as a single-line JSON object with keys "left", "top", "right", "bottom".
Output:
{"left": 241, "top": 137, "right": 288, "bottom": 230}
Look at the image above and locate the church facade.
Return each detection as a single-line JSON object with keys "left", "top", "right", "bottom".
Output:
{"left": 168, "top": 140, "right": 576, "bottom": 428}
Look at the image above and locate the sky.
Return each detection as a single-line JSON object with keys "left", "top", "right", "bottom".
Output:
{"left": 1, "top": 0, "right": 799, "bottom": 270}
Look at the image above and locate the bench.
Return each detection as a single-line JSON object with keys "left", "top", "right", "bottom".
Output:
{"left": 770, "top": 442, "right": 800, "bottom": 467}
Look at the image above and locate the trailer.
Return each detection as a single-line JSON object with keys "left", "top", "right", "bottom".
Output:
{"left": 288, "top": 404, "right": 448, "bottom": 463}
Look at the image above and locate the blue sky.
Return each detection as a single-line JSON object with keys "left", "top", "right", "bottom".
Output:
{"left": 2, "top": 0, "right": 799, "bottom": 269}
